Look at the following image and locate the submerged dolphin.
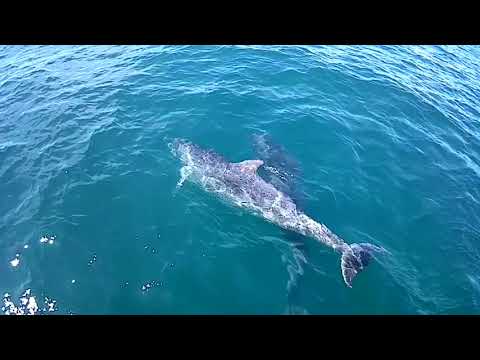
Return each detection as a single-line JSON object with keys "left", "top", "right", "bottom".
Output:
{"left": 252, "top": 133, "right": 307, "bottom": 252}
{"left": 170, "top": 138, "right": 384, "bottom": 287}
{"left": 252, "top": 133, "right": 303, "bottom": 207}
{"left": 251, "top": 133, "right": 308, "bottom": 311}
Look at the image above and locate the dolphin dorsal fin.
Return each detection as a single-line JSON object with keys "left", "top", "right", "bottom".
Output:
{"left": 235, "top": 160, "right": 264, "bottom": 174}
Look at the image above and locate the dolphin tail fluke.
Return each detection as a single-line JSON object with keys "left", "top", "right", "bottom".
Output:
{"left": 340, "top": 243, "right": 386, "bottom": 288}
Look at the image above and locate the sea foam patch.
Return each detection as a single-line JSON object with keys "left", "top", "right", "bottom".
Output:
{"left": 2, "top": 289, "right": 58, "bottom": 315}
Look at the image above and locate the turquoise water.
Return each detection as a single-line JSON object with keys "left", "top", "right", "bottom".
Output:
{"left": 1, "top": 45, "right": 480, "bottom": 315}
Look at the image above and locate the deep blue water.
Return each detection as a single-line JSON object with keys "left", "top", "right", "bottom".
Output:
{"left": 1, "top": 45, "right": 480, "bottom": 314}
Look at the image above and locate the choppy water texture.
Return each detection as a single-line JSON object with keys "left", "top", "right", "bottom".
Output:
{"left": 1, "top": 45, "right": 480, "bottom": 315}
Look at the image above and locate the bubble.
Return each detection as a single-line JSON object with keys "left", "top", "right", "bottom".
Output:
{"left": 3, "top": 289, "right": 54, "bottom": 315}
{"left": 27, "top": 297, "right": 38, "bottom": 315}
{"left": 88, "top": 254, "right": 97, "bottom": 265}
{"left": 40, "top": 235, "right": 55, "bottom": 245}
{"left": 44, "top": 297, "right": 57, "bottom": 312}
{"left": 141, "top": 280, "right": 162, "bottom": 293}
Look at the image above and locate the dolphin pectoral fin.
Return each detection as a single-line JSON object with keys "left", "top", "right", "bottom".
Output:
{"left": 340, "top": 243, "right": 386, "bottom": 288}
{"left": 176, "top": 165, "right": 192, "bottom": 190}
{"left": 235, "top": 160, "right": 264, "bottom": 174}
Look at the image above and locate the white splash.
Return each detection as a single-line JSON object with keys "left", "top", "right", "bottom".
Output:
{"left": 44, "top": 297, "right": 57, "bottom": 312}
{"left": 2, "top": 293, "right": 22, "bottom": 315}
{"left": 26, "top": 296, "right": 38, "bottom": 315}
{"left": 141, "top": 280, "right": 162, "bottom": 293}
{"left": 40, "top": 235, "right": 55, "bottom": 245}
{"left": 2, "top": 290, "right": 58, "bottom": 315}
{"left": 10, "top": 254, "right": 20, "bottom": 268}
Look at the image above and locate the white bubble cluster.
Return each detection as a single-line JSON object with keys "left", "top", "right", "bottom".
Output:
{"left": 88, "top": 254, "right": 97, "bottom": 266}
{"left": 40, "top": 235, "right": 55, "bottom": 245}
{"left": 2, "top": 290, "right": 57, "bottom": 315}
{"left": 9, "top": 254, "right": 20, "bottom": 268}
{"left": 143, "top": 244, "right": 157, "bottom": 254}
{"left": 44, "top": 297, "right": 57, "bottom": 312}
{"left": 141, "top": 280, "right": 163, "bottom": 293}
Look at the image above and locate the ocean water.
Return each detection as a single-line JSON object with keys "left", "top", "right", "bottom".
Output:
{"left": 1, "top": 45, "right": 480, "bottom": 315}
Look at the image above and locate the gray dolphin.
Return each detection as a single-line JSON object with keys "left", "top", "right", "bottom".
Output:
{"left": 170, "top": 138, "right": 384, "bottom": 287}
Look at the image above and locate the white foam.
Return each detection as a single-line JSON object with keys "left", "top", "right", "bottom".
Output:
{"left": 3, "top": 289, "right": 57, "bottom": 315}
{"left": 27, "top": 296, "right": 38, "bottom": 315}
{"left": 45, "top": 297, "right": 57, "bottom": 312}
{"left": 10, "top": 257, "right": 20, "bottom": 267}
{"left": 141, "top": 280, "right": 161, "bottom": 293}
{"left": 40, "top": 235, "right": 55, "bottom": 245}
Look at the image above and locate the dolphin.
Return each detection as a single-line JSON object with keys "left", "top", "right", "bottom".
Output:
{"left": 170, "top": 138, "right": 385, "bottom": 287}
